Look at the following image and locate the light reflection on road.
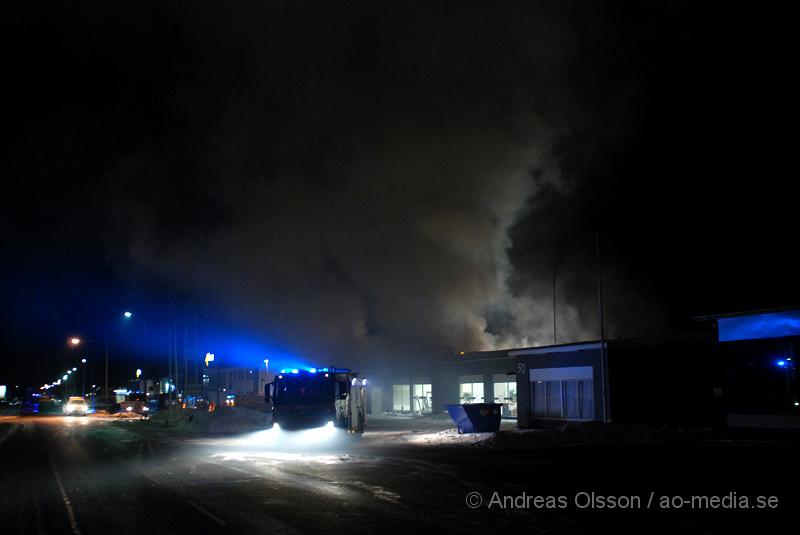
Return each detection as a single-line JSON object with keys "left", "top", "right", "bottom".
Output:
{"left": 196, "top": 424, "right": 350, "bottom": 465}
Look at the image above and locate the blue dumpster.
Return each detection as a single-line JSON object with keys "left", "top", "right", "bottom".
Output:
{"left": 445, "top": 403, "right": 502, "bottom": 433}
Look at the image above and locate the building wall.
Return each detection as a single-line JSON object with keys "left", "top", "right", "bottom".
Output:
{"left": 369, "top": 332, "right": 725, "bottom": 429}
{"left": 366, "top": 353, "right": 516, "bottom": 415}
{"left": 718, "top": 336, "right": 798, "bottom": 418}
{"left": 607, "top": 334, "right": 719, "bottom": 426}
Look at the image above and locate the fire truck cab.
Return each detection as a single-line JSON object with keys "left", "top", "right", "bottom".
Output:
{"left": 266, "top": 367, "right": 366, "bottom": 433}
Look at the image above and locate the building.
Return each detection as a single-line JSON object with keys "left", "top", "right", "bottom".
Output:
{"left": 698, "top": 307, "right": 800, "bottom": 429}
{"left": 370, "top": 306, "right": 800, "bottom": 430}
{"left": 368, "top": 333, "right": 721, "bottom": 428}
{"left": 513, "top": 334, "right": 721, "bottom": 428}
{"left": 204, "top": 366, "right": 272, "bottom": 397}
{"left": 366, "top": 351, "right": 518, "bottom": 418}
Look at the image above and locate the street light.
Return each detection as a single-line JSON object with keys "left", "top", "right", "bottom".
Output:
{"left": 122, "top": 311, "right": 149, "bottom": 388}
{"left": 69, "top": 338, "right": 109, "bottom": 402}
{"left": 81, "top": 359, "right": 87, "bottom": 397}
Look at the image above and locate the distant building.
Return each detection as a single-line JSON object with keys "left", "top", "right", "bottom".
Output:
{"left": 204, "top": 366, "right": 272, "bottom": 397}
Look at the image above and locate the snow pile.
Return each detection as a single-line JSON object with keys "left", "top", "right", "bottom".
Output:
{"left": 111, "top": 411, "right": 144, "bottom": 419}
{"left": 206, "top": 407, "right": 271, "bottom": 434}
{"left": 402, "top": 428, "right": 495, "bottom": 446}
{"left": 130, "top": 407, "right": 271, "bottom": 434}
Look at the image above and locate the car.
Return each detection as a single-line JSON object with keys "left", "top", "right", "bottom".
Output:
{"left": 119, "top": 393, "right": 150, "bottom": 416}
{"left": 64, "top": 396, "right": 88, "bottom": 416}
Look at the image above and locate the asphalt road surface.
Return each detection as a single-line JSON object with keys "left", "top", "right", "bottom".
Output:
{"left": 1, "top": 415, "right": 797, "bottom": 534}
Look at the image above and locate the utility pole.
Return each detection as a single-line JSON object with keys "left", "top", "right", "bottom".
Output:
{"left": 194, "top": 311, "right": 199, "bottom": 387}
{"left": 174, "top": 318, "right": 179, "bottom": 404}
{"left": 184, "top": 309, "right": 189, "bottom": 397}
{"left": 168, "top": 321, "right": 172, "bottom": 409}
{"left": 552, "top": 266, "right": 557, "bottom": 345}
{"left": 596, "top": 232, "right": 610, "bottom": 422}
{"left": 104, "top": 343, "right": 109, "bottom": 402}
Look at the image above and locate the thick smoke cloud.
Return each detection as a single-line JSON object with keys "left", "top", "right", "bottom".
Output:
{"left": 5, "top": 1, "right": 799, "bottom": 384}
{"left": 107, "top": 3, "right": 604, "bottom": 364}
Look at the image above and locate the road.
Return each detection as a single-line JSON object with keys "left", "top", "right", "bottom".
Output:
{"left": 1, "top": 414, "right": 797, "bottom": 534}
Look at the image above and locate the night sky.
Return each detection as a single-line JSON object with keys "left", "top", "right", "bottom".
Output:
{"left": 3, "top": 1, "right": 799, "bottom": 387}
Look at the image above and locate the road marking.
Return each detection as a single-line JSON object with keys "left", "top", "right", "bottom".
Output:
{"left": 49, "top": 453, "right": 82, "bottom": 535}
{"left": 0, "top": 423, "right": 20, "bottom": 446}
{"left": 104, "top": 447, "right": 231, "bottom": 528}
{"left": 30, "top": 481, "right": 44, "bottom": 535}
{"left": 184, "top": 499, "right": 228, "bottom": 525}
{"left": 198, "top": 459, "right": 299, "bottom": 533}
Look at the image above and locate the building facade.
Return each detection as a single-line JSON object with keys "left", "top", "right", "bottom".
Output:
{"left": 366, "top": 308, "right": 800, "bottom": 430}
{"left": 366, "top": 351, "right": 518, "bottom": 418}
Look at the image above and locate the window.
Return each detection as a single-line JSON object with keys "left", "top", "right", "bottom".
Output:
{"left": 529, "top": 367, "right": 595, "bottom": 420}
{"left": 533, "top": 381, "right": 547, "bottom": 417}
{"left": 579, "top": 380, "right": 594, "bottom": 419}
{"left": 493, "top": 375, "right": 517, "bottom": 417}
{"left": 459, "top": 382, "right": 484, "bottom": 404}
{"left": 545, "top": 381, "right": 563, "bottom": 418}
{"left": 393, "top": 384, "right": 411, "bottom": 411}
{"left": 412, "top": 383, "right": 432, "bottom": 413}
{"left": 532, "top": 380, "right": 594, "bottom": 419}
{"left": 564, "top": 380, "right": 579, "bottom": 418}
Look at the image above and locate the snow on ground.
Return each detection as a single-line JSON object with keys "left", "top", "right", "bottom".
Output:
{"left": 115, "top": 408, "right": 703, "bottom": 452}
{"left": 400, "top": 428, "right": 495, "bottom": 446}
{"left": 361, "top": 413, "right": 514, "bottom": 447}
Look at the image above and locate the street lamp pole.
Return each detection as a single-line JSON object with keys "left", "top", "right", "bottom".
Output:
{"left": 123, "top": 312, "right": 149, "bottom": 391}
{"left": 70, "top": 338, "right": 109, "bottom": 401}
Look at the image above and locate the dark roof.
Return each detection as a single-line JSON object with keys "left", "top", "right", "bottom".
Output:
{"left": 459, "top": 340, "right": 601, "bottom": 359}
{"left": 694, "top": 306, "right": 800, "bottom": 321}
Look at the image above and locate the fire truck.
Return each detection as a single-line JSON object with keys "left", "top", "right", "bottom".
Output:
{"left": 265, "top": 367, "right": 366, "bottom": 433}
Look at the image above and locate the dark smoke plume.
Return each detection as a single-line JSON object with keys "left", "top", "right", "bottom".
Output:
{"left": 106, "top": 3, "right": 621, "bottom": 364}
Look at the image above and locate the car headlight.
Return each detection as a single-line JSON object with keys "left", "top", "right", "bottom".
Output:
{"left": 142, "top": 406, "right": 149, "bottom": 411}
{"left": 126, "top": 406, "right": 133, "bottom": 412}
